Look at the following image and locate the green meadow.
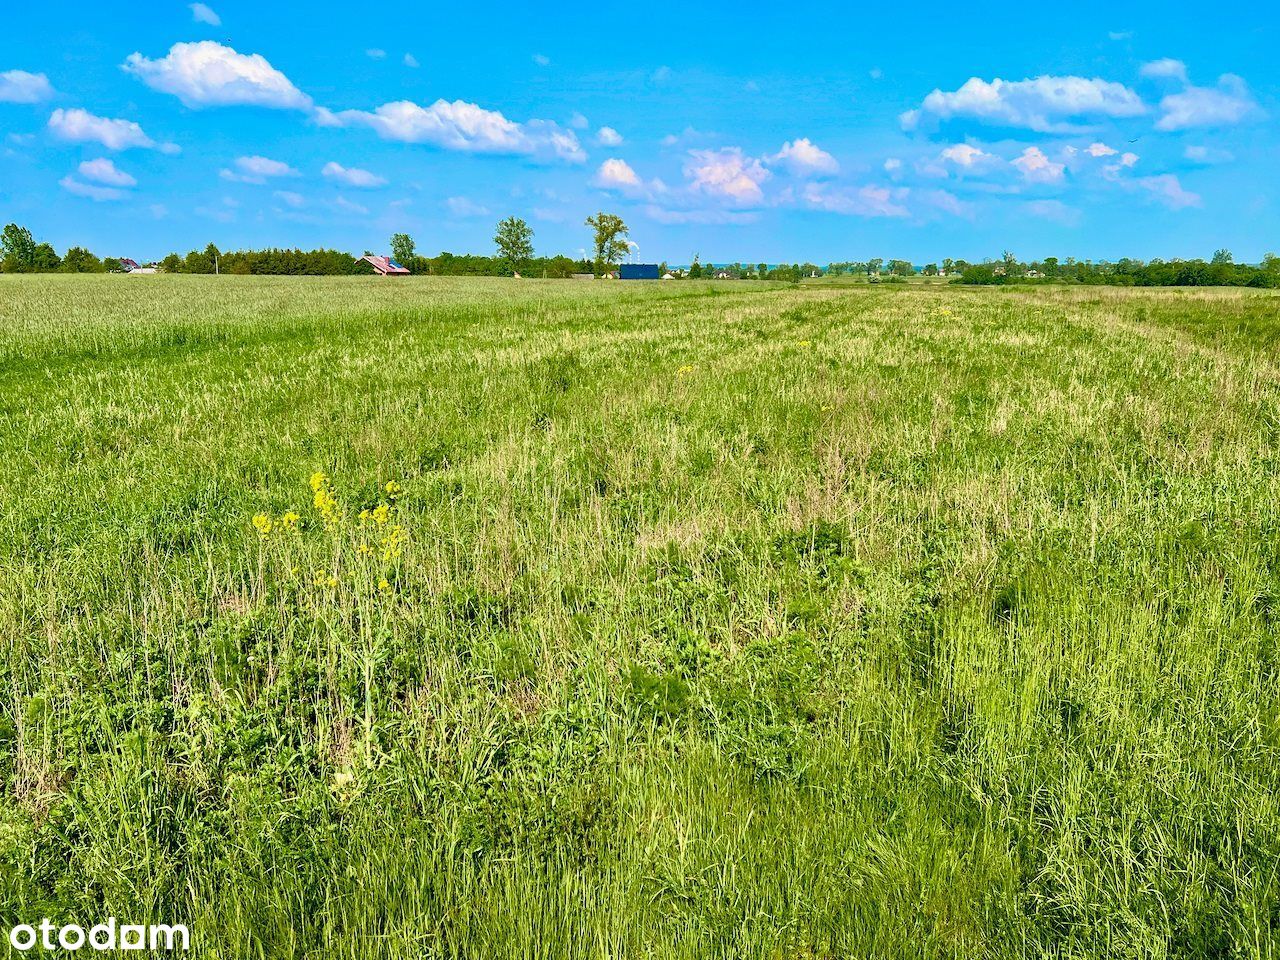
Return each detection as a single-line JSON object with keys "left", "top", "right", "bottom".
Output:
{"left": 2, "top": 275, "right": 1279, "bottom": 958}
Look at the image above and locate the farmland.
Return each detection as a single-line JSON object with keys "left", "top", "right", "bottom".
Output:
{"left": 2, "top": 276, "right": 1279, "bottom": 957}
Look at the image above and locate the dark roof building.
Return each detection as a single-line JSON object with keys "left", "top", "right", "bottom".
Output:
{"left": 619, "top": 263, "right": 660, "bottom": 280}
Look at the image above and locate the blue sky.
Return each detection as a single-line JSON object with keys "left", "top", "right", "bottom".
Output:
{"left": 1, "top": 2, "right": 1274, "bottom": 265}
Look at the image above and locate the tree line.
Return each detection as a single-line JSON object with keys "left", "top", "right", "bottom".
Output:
{"left": 5, "top": 218, "right": 1278, "bottom": 287}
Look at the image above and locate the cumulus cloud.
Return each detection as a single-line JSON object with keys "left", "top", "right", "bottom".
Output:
{"left": 1140, "top": 58, "right": 1188, "bottom": 82}
{"left": 324, "top": 99, "right": 585, "bottom": 163}
{"left": 48, "top": 108, "right": 176, "bottom": 152}
{"left": 273, "top": 190, "right": 306, "bottom": 208}
{"left": 569, "top": 112, "right": 589, "bottom": 130}
{"left": 445, "top": 196, "right": 490, "bottom": 217}
{"left": 0, "top": 69, "right": 54, "bottom": 103}
{"left": 321, "top": 161, "right": 387, "bottom": 188}
{"left": 1135, "top": 173, "right": 1200, "bottom": 209}
{"left": 684, "top": 147, "right": 770, "bottom": 205}
{"left": 1011, "top": 146, "right": 1066, "bottom": 183}
{"left": 771, "top": 137, "right": 838, "bottom": 175}
{"left": 78, "top": 157, "right": 136, "bottom": 187}
{"left": 190, "top": 2, "right": 221, "bottom": 25}
{"left": 123, "top": 42, "right": 312, "bottom": 110}
{"left": 939, "top": 143, "right": 998, "bottom": 169}
{"left": 593, "top": 158, "right": 642, "bottom": 189}
{"left": 532, "top": 53, "right": 551, "bottom": 67}
{"left": 905, "top": 75, "right": 1146, "bottom": 133}
{"left": 802, "top": 183, "right": 910, "bottom": 218}
{"left": 403, "top": 53, "right": 419, "bottom": 68}
{"left": 220, "top": 155, "right": 299, "bottom": 183}
{"left": 595, "top": 126, "right": 623, "bottom": 146}
{"left": 1155, "top": 74, "right": 1256, "bottom": 130}
{"left": 1086, "top": 142, "right": 1117, "bottom": 157}
{"left": 59, "top": 175, "right": 126, "bottom": 201}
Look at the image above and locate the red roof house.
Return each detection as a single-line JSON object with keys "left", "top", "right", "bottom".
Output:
{"left": 360, "top": 255, "right": 411, "bottom": 276}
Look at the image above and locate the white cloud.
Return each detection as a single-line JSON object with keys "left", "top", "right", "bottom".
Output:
{"left": 939, "top": 143, "right": 998, "bottom": 168}
{"left": 366, "top": 49, "right": 386, "bottom": 60}
{"left": 59, "top": 176, "right": 125, "bottom": 201}
{"left": 403, "top": 53, "right": 419, "bottom": 68}
{"left": 802, "top": 183, "right": 909, "bottom": 218}
{"left": 596, "top": 126, "right": 623, "bottom": 146}
{"left": 220, "top": 155, "right": 299, "bottom": 183}
{"left": 907, "top": 75, "right": 1146, "bottom": 133}
{"left": 190, "top": 2, "right": 221, "bottom": 26}
{"left": 444, "top": 196, "right": 490, "bottom": 217}
{"left": 333, "top": 196, "right": 368, "bottom": 215}
{"left": 532, "top": 53, "right": 551, "bottom": 67}
{"left": 123, "top": 42, "right": 312, "bottom": 110}
{"left": 325, "top": 99, "right": 585, "bottom": 162}
{"left": 921, "top": 189, "right": 973, "bottom": 219}
{"left": 593, "top": 158, "right": 642, "bottom": 189}
{"left": 1108, "top": 31, "right": 1133, "bottom": 41}
{"left": 569, "top": 112, "right": 589, "bottom": 130}
{"left": 78, "top": 157, "right": 136, "bottom": 187}
{"left": 0, "top": 70, "right": 54, "bottom": 103}
{"left": 1135, "top": 174, "right": 1200, "bottom": 209}
{"left": 273, "top": 190, "right": 305, "bottom": 208}
{"left": 1184, "top": 144, "right": 1233, "bottom": 164}
{"left": 48, "top": 108, "right": 174, "bottom": 152}
{"left": 684, "top": 148, "right": 770, "bottom": 205}
{"left": 1156, "top": 74, "right": 1256, "bottom": 130}
{"left": 1086, "top": 142, "right": 1117, "bottom": 157}
{"left": 771, "top": 137, "right": 838, "bottom": 175}
{"left": 883, "top": 157, "right": 902, "bottom": 172}
{"left": 1140, "top": 58, "right": 1187, "bottom": 82}
{"left": 1011, "top": 146, "right": 1065, "bottom": 183}
{"left": 321, "top": 161, "right": 387, "bottom": 188}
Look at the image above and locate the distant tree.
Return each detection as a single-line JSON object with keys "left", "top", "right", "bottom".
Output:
{"left": 866, "top": 258, "right": 883, "bottom": 275}
{"left": 584, "top": 212, "right": 629, "bottom": 270}
{"left": 1, "top": 223, "right": 36, "bottom": 272}
{"left": 390, "top": 233, "right": 416, "bottom": 264}
{"left": 688, "top": 254, "right": 703, "bottom": 279}
{"left": 103, "top": 257, "right": 122, "bottom": 273}
{"left": 494, "top": 217, "right": 534, "bottom": 274}
{"left": 60, "top": 246, "right": 104, "bottom": 273}
{"left": 1002, "top": 250, "right": 1023, "bottom": 278}
{"left": 757, "top": 262, "right": 768, "bottom": 279}
{"left": 923, "top": 263, "right": 939, "bottom": 276}
{"left": 889, "top": 259, "right": 914, "bottom": 277}
{"left": 161, "top": 253, "right": 183, "bottom": 273}
{"left": 32, "top": 243, "right": 61, "bottom": 271}
{"left": 1263, "top": 252, "right": 1280, "bottom": 274}
{"left": 1212, "top": 248, "right": 1233, "bottom": 265}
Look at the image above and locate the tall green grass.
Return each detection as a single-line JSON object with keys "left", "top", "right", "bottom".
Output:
{"left": 1, "top": 275, "right": 1278, "bottom": 957}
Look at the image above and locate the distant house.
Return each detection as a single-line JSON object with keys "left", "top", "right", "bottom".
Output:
{"left": 600, "top": 270, "right": 619, "bottom": 280}
{"left": 361, "top": 255, "right": 411, "bottom": 276}
{"left": 661, "top": 273, "right": 676, "bottom": 280}
{"left": 119, "top": 258, "right": 140, "bottom": 273}
{"left": 619, "top": 263, "right": 660, "bottom": 280}
{"left": 128, "top": 266, "right": 158, "bottom": 275}
{"left": 571, "top": 273, "right": 596, "bottom": 281}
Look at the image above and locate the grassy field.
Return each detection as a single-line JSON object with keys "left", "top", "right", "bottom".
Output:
{"left": 2, "top": 275, "right": 1279, "bottom": 958}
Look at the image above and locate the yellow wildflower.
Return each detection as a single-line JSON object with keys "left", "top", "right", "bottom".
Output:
{"left": 384, "top": 480, "right": 402, "bottom": 498}
{"left": 309, "top": 471, "right": 328, "bottom": 493}
{"left": 252, "top": 513, "right": 273, "bottom": 535}
{"left": 371, "top": 503, "right": 390, "bottom": 525}
{"left": 677, "top": 364, "right": 695, "bottom": 376}
{"left": 358, "top": 543, "right": 375, "bottom": 556}
{"left": 378, "top": 578, "right": 392, "bottom": 594}
{"left": 279, "top": 511, "right": 300, "bottom": 529}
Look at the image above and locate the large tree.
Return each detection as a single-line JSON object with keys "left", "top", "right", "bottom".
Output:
{"left": 584, "top": 212, "right": 629, "bottom": 271}
{"left": 390, "top": 233, "right": 416, "bottom": 264}
{"left": 494, "top": 217, "right": 534, "bottom": 274}
{"left": 1, "top": 223, "right": 36, "bottom": 273}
